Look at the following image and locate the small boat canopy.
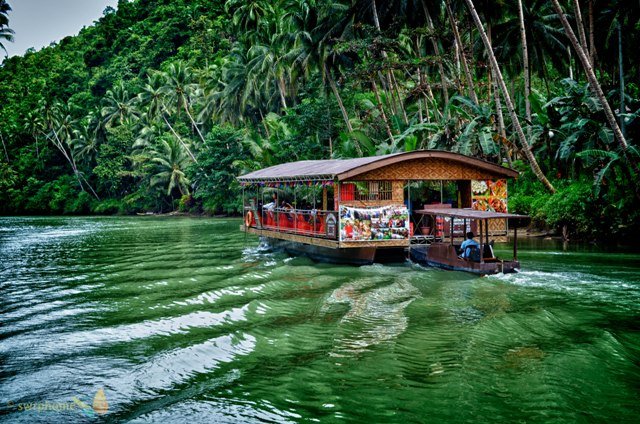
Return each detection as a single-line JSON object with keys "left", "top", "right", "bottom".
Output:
{"left": 416, "top": 208, "right": 529, "bottom": 220}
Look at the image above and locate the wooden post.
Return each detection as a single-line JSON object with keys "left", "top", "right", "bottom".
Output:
{"left": 323, "top": 186, "right": 328, "bottom": 211}
{"left": 485, "top": 219, "right": 490, "bottom": 246}
{"left": 450, "top": 216, "right": 455, "bottom": 246}
{"left": 513, "top": 226, "right": 518, "bottom": 260}
{"left": 479, "top": 219, "right": 485, "bottom": 264}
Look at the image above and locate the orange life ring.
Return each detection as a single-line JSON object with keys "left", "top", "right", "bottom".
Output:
{"left": 245, "top": 210, "right": 254, "bottom": 227}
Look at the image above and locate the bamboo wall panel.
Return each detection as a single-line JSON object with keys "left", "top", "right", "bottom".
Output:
{"left": 350, "top": 159, "right": 506, "bottom": 181}
{"left": 393, "top": 181, "right": 404, "bottom": 201}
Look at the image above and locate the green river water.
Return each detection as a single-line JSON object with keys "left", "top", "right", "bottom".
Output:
{"left": 1, "top": 216, "right": 639, "bottom": 423}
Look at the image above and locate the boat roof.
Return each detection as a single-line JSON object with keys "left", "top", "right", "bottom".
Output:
{"left": 237, "top": 150, "right": 519, "bottom": 183}
{"left": 415, "top": 207, "right": 529, "bottom": 220}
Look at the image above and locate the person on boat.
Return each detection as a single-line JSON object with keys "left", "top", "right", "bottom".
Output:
{"left": 459, "top": 231, "right": 480, "bottom": 259}
{"left": 263, "top": 192, "right": 278, "bottom": 210}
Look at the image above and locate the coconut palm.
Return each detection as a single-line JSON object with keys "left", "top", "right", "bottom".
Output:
{"left": 490, "top": 0, "right": 567, "bottom": 93}
{"left": 41, "top": 101, "right": 100, "bottom": 200}
{"left": 225, "top": 0, "right": 275, "bottom": 34}
{"left": 137, "top": 72, "right": 165, "bottom": 119}
{"left": 102, "top": 82, "right": 140, "bottom": 128}
{"left": 0, "top": 0, "right": 14, "bottom": 55}
{"left": 149, "top": 137, "right": 191, "bottom": 197}
{"left": 550, "top": 0, "right": 630, "bottom": 159}
{"left": 464, "top": 0, "right": 556, "bottom": 193}
{"left": 23, "top": 111, "right": 46, "bottom": 163}
{"left": 71, "top": 123, "right": 99, "bottom": 166}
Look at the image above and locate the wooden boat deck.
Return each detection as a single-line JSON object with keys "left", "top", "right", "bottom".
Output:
{"left": 242, "top": 225, "right": 408, "bottom": 249}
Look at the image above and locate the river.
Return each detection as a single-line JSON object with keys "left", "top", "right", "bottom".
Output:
{"left": 1, "top": 216, "right": 639, "bottom": 423}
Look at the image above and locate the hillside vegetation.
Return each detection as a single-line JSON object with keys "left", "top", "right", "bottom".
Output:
{"left": 0, "top": 0, "right": 638, "bottom": 241}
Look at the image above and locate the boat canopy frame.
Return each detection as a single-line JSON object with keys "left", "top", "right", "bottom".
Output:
{"left": 415, "top": 207, "right": 530, "bottom": 263}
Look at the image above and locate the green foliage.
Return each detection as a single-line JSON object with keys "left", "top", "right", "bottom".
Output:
{"left": 187, "top": 126, "right": 247, "bottom": 215}
{"left": 92, "top": 198, "right": 129, "bottom": 215}
{"left": 538, "top": 180, "right": 594, "bottom": 237}
{"left": 0, "top": 0, "right": 637, "bottom": 242}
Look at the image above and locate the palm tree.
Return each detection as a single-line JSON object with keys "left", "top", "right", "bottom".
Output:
{"left": 490, "top": 0, "right": 567, "bottom": 95}
{"left": 246, "top": 37, "right": 290, "bottom": 111}
{"left": 549, "top": 0, "right": 630, "bottom": 157}
{"left": 23, "top": 111, "right": 46, "bottom": 163}
{"left": 41, "top": 101, "right": 100, "bottom": 200}
{"left": 464, "top": 0, "right": 556, "bottom": 193}
{"left": 149, "top": 137, "right": 191, "bottom": 197}
{"left": 577, "top": 145, "right": 640, "bottom": 199}
{"left": 225, "top": 0, "right": 275, "bottom": 34}
{"left": 70, "top": 122, "right": 99, "bottom": 166}
{"left": 137, "top": 72, "right": 165, "bottom": 119}
{"left": 0, "top": 0, "right": 14, "bottom": 56}
{"left": 101, "top": 82, "right": 140, "bottom": 128}
{"left": 444, "top": 0, "right": 478, "bottom": 104}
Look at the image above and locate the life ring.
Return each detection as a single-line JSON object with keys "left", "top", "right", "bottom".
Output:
{"left": 245, "top": 210, "right": 254, "bottom": 227}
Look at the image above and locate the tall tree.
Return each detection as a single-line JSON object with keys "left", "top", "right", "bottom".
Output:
{"left": 0, "top": 0, "right": 14, "bottom": 55}
{"left": 149, "top": 137, "right": 191, "bottom": 197}
{"left": 517, "top": 0, "right": 532, "bottom": 133}
{"left": 464, "top": 0, "right": 556, "bottom": 193}
{"left": 161, "top": 62, "right": 206, "bottom": 144}
{"left": 550, "top": 0, "right": 629, "bottom": 155}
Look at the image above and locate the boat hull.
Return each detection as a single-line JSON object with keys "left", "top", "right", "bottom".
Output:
{"left": 409, "top": 243, "right": 520, "bottom": 274}
{"left": 264, "top": 237, "right": 405, "bottom": 265}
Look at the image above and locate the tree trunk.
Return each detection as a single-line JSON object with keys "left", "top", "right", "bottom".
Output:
{"left": 617, "top": 17, "right": 626, "bottom": 137}
{"left": 390, "top": 72, "right": 409, "bottom": 125}
{"left": 48, "top": 130, "right": 100, "bottom": 200}
{"left": 415, "top": 36, "right": 439, "bottom": 122}
{"left": 372, "top": 80, "right": 395, "bottom": 141}
{"left": 371, "top": 0, "right": 407, "bottom": 125}
{"left": 326, "top": 66, "right": 353, "bottom": 133}
{"left": 517, "top": 0, "right": 532, "bottom": 137}
{"left": 422, "top": 0, "right": 450, "bottom": 110}
{"left": 588, "top": 0, "right": 596, "bottom": 66}
{"left": 492, "top": 67, "right": 506, "bottom": 140}
{"left": 464, "top": 0, "right": 556, "bottom": 193}
{"left": 183, "top": 102, "right": 206, "bottom": 145}
{"left": 278, "top": 76, "right": 288, "bottom": 111}
{"left": 550, "top": 0, "right": 629, "bottom": 153}
{"left": 445, "top": 0, "right": 478, "bottom": 104}
{"left": 573, "top": 0, "right": 589, "bottom": 62}
{"left": 567, "top": 46, "right": 573, "bottom": 80}
{"left": 0, "top": 132, "right": 8, "bottom": 162}
{"left": 161, "top": 111, "right": 198, "bottom": 163}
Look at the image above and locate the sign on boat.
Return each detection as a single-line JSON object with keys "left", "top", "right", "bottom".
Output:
{"left": 237, "top": 150, "right": 529, "bottom": 273}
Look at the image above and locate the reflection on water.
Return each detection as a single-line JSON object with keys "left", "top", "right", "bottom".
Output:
{"left": 1, "top": 217, "right": 639, "bottom": 423}
{"left": 322, "top": 270, "right": 420, "bottom": 356}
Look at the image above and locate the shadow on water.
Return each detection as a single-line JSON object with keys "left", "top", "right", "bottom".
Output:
{"left": 1, "top": 217, "right": 639, "bottom": 423}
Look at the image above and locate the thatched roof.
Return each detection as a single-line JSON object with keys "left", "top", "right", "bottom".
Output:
{"left": 237, "top": 150, "right": 519, "bottom": 183}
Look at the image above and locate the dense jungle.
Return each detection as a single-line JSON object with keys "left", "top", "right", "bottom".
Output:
{"left": 0, "top": 0, "right": 638, "bottom": 242}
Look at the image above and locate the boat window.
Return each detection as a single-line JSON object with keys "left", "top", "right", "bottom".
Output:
{"left": 345, "top": 181, "right": 393, "bottom": 201}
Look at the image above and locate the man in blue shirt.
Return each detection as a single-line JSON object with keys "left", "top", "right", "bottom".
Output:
{"left": 459, "top": 231, "right": 480, "bottom": 259}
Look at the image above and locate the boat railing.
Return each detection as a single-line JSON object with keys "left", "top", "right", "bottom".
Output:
{"left": 246, "top": 206, "right": 338, "bottom": 239}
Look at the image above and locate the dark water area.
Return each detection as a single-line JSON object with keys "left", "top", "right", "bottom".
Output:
{"left": 1, "top": 217, "right": 639, "bottom": 423}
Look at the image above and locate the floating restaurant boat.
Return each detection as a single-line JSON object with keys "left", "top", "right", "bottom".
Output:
{"left": 238, "top": 150, "right": 527, "bottom": 271}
